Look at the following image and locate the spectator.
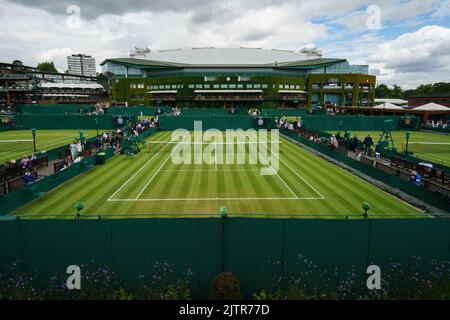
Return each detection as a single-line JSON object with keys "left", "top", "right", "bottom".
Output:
{"left": 22, "top": 170, "right": 35, "bottom": 185}
{"left": 363, "top": 134, "right": 374, "bottom": 155}
{"left": 19, "top": 155, "right": 31, "bottom": 170}
{"left": 350, "top": 135, "right": 360, "bottom": 151}
{"left": 330, "top": 135, "right": 338, "bottom": 149}
{"left": 410, "top": 170, "right": 422, "bottom": 186}
{"left": 76, "top": 140, "right": 83, "bottom": 155}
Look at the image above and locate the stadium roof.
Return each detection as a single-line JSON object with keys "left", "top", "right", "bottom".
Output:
{"left": 100, "top": 57, "right": 346, "bottom": 69}
{"left": 128, "top": 47, "right": 324, "bottom": 65}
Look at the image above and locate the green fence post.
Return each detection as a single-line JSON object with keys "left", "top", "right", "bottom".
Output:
{"left": 220, "top": 207, "right": 228, "bottom": 272}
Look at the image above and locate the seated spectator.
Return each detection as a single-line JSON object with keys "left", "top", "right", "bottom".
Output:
{"left": 355, "top": 150, "right": 362, "bottom": 161}
{"left": 62, "top": 156, "right": 73, "bottom": 170}
{"left": 19, "top": 155, "right": 31, "bottom": 170}
{"left": 349, "top": 135, "right": 360, "bottom": 151}
{"left": 22, "top": 170, "right": 35, "bottom": 185}
{"left": 363, "top": 134, "right": 374, "bottom": 155}
{"left": 30, "top": 153, "right": 37, "bottom": 161}
{"left": 330, "top": 135, "right": 338, "bottom": 149}
{"left": 411, "top": 171, "right": 422, "bottom": 186}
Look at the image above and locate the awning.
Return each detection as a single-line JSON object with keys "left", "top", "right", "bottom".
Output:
{"left": 413, "top": 103, "right": 449, "bottom": 111}
{"left": 148, "top": 90, "right": 178, "bottom": 94}
{"left": 195, "top": 90, "right": 263, "bottom": 93}
{"left": 278, "top": 90, "right": 307, "bottom": 94}
{"left": 40, "top": 82, "right": 103, "bottom": 89}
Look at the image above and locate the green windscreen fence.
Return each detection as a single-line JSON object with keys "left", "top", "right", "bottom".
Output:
{"left": 0, "top": 218, "right": 449, "bottom": 299}
{"left": 0, "top": 155, "right": 98, "bottom": 216}
{"left": 262, "top": 108, "right": 308, "bottom": 117}
{"left": 0, "top": 128, "right": 158, "bottom": 215}
{"left": 281, "top": 129, "right": 450, "bottom": 212}
{"left": 106, "top": 106, "right": 171, "bottom": 116}
{"left": 158, "top": 115, "right": 255, "bottom": 130}
{"left": 14, "top": 114, "right": 117, "bottom": 130}
{"left": 18, "top": 104, "right": 95, "bottom": 115}
{"left": 301, "top": 115, "right": 402, "bottom": 131}
{"left": 182, "top": 108, "right": 234, "bottom": 116}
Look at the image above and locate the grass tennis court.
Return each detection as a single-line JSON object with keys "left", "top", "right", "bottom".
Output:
{"left": 12, "top": 131, "right": 423, "bottom": 219}
{"left": 326, "top": 130, "right": 450, "bottom": 167}
{"left": 0, "top": 129, "right": 98, "bottom": 164}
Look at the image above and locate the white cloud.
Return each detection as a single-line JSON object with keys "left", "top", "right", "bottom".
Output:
{"left": 36, "top": 48, "right": 73, "bottom": 70}
{"left": 368, "top": 25, "right": 450, "bottom": 88}
{"left": 0, "top": 0, "right": 449, "bottom": 88}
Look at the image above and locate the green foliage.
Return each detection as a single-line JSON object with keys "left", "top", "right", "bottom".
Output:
{"left": 0, "top": 261, "right": 191, "bottom": 300}
{"left": 135, "top": 261, "right": 194, "bottom": 300}
{"left": 253, "top": 257, "right": 450, "bottom": 300}
{"left": 208, "top": 272, "right": 243, "bottom": 300}
{"left": 36, "top": 61, "right": 58, "bottom": 73}
{"left": 375, "top": 82, "right": 450, "bottom": 99}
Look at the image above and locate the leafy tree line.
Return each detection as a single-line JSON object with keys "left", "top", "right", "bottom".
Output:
{"left": 36, "top": 61, "right": 58, "bottom": 73}
{"left": 375, "top": 82, "right": 450, "bottom": 100}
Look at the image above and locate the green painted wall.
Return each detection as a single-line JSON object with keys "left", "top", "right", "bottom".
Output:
{"left": 110, "top": 74, "right": 308, "bottom": 107}
{"left": 0, "top": 218, "right": 449, "bottom": 299}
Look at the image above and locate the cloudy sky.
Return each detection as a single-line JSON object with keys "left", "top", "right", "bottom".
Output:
{"left": 1, "top": 0, "right": 449, "bottom": 88}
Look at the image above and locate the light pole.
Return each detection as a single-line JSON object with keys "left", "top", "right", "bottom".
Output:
{"left": 94, "top": 117, "right": 99, "bottom": 136}
{"left": 405, "top": 131, "right": 411, "bottom": 154}
{"left": 31, "top": 128, "right": 37, "bottom": 154}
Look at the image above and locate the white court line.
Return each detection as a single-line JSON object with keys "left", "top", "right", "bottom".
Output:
{"left": 273, "top": 170, "right": 298, "bottom": 199}
{"left": 0, "top": 140, "right": 33, "bottom": 142}
{"left": 259, "top": 144, "right": 299, "bottom": 199}
{"left": 108, "top": 197, "right": 323, "bottom": 202}
{"left": 273, "top": 141, "right": 326, "bottom": 199}
{"left": 135, "top": 143, "right": 181, "bottom": 199}
{"left": 160, "top": 169, "right": 261, "bottom": 172}
{"left": 107, "top": 142, "right": 170, "bottom": 201}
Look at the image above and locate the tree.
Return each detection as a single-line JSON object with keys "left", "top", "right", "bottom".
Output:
{"left": 375, "top": 84, "right": 390, "bottom": 98}
{"left": 36, "top": 61, "right": 58, "bottom": 73}
{"left": 415, "top": 84, "right": 433, "bottom": 96}
{"left": 390, "top": 84, "right": 404, "bottom": 99}
{"left": 375, "top": 82, "right": 450, "bottom": 99}
{"left": 432, "top": 82, "right": 450, "bottom": 94}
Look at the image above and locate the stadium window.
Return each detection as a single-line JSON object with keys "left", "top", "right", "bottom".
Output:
{"left": 220, "top": 84, "right": 228, "bottom": 89}
{"left": 279, "top": 84, "right": 283, "bottom": 89}
{"left": 290, "top": 85, "right": 295, "bottom": 89}
{"left": 295, "top": 85, "right": 300, "bottom": 89}
{"left": 237, "top": 84, "right": 244, "bottom": 89}
{"left": 171, "top": 85, "right": 177, "bottom": 89}
{"left": 137, "top": 83, "right": 145, "bottom": 89}
{"left": 213, "top": 84, "right": 220, "bottom": 89}
{"left": 229, "top": 84, "right": 236, "bottom": 89}
{"left": 159, "top": 85, "right": 165, "bottom": 89}
{"left": 196, "top": 84, "right": 203, "bottom": 89}
{"left": 188, "top": 84, "right": 194, "bottom": 89}
{"left": 165, "top": 85, "right": 170, "bottom": 89}
{"left": 204, "top": 84, "right": 211, "bottom": 89}
{"left": 130, "top": 83, "right": 137, "bottom": 89}
{"left": 262, "top": 84, "right": 268, "bottom": 89}
{"left": 246, "top": 84, "right": 253, "bottom": 89}
{"left": 254, "top": 84, "right": 261, "bottom": 89}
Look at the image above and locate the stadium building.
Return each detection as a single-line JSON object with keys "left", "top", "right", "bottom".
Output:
{"left": 101, "top": 47, "right": 376, "bottom": 109}
{"left": 0, "top": 60, "right": 108, "bottom": 108}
